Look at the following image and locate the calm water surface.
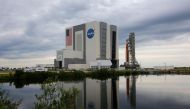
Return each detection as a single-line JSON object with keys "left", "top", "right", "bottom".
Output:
{"left": 0, "top": 75, "right": 190, "bottom": 109}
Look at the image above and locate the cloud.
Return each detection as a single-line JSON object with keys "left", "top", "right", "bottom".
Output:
{"left": 0, "top": 0, "right": 190, "bottom": 67}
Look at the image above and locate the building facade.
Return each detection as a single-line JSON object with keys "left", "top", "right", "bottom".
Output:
{"left": 54, "top": 21, "right": 119, "bottom": 69}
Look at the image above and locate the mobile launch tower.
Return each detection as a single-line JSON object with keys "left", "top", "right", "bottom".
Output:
{"left": 125, "top": 32, "right": 139, "bottom": 69}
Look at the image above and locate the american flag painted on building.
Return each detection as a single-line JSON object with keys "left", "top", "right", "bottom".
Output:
{"left": 66, "top": 28, "right": 72, "bottom": 46}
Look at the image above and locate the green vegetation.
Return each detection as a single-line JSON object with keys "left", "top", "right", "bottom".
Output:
{"left": 0, "top": 88, "right": 21, "bottom": 109}
{"left": 150, "top": 67, "right": 190, "bottom": 75}
{"left": 0, "top": 69, "right": 148, "bottom": 88}
{"left": 1, "top": 67, "right": 188, "bottom": 88}
{"left": 0, "top": 71, "right": 14, "bottom": 83}
{"left": 58, "top": 70, "right": 85, "bottom": 81}
{"left": 0, "top": 70, "right": 14, "bottom": 75}
{"left": 173, "top": 67, "right": 190, "bottom": 74}
{"left": 34, "top": 79, "right": 80, "bottom": 109}
{"left": 88, "top": 69, "right": 145, "bottom": 79}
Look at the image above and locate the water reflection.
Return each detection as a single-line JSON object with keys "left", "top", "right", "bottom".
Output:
{"left": 85, "top": 77, "right": 119, "bottom": 109}
{"left": 126, "top": 76, "right": 137, "bottom": 109}
{"left": 2, "top": 75, "right": 190, "bottom": 109}
{"left": 32, "top": 78, "right": 120, "bottom": 109}
{"left": 35, "top": 82, "right": 79, "bottom": 109}
{"left": 0, "top": 87, "right": 21, "bottom": 109}
{"left": 1, "top": 77, "right": 137, "bottom": 109}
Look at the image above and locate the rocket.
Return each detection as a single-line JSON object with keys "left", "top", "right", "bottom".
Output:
{"left": 126, "top": 40, "right": 129, "bottom": 65}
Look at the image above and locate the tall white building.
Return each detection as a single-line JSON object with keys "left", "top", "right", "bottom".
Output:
{"left": 54, "top": 21, "right": 119, "bottom": 69}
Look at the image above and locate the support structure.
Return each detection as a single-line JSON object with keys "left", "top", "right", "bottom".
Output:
{"left": 125, "top": 32, "right": 139, "bottom": 69}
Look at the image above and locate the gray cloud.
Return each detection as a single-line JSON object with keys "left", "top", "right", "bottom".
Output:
{"left": 0, "top": 0, "right": 190, "bottom": 67}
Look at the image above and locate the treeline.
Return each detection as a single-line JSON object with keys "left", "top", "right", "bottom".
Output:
{"left": 151, "top": 69, "right": 190, "bottom": 75}
{"left": 2, "top": 69, "right": 148, "bottom": 88}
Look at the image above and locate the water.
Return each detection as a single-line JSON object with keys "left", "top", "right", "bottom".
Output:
{"left": 0, "top": 75, "right": 190, "bottom": 109}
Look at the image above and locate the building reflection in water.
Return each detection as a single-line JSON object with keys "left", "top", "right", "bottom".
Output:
{"left": 57, "top": 78, "right": 119, "bottom": 109}
{"left": 32, "top": 78, "right": 119, "bottom": 109}
{"left": 126, "top": 76, "right": 137, "bottom": 109}
{"left": 3, "top": 76, "right": 137, "bottom": 109}
{"left": 56, "top": 76, "right": 137, "bottom": 109}
{"left": 85, "top": 77, "right": 119, "bottom": 109}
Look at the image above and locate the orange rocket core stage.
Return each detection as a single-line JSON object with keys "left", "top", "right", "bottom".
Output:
{"left": 126, "top": 42, "right": 129, "bottom": 63}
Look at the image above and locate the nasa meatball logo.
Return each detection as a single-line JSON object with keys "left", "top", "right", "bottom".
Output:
{"left": 87, "top": 28, "right": 94, "bottom": 39}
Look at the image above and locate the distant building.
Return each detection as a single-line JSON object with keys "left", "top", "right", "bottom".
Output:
{"left": 24, "top": 67, "right": 35, "bottom": 72}
{"left": 154, "top": 66, "right": 174, "bottom": 70}
{"left": 54, "top": 21, "right": 119, "bottom": 69}
{"left": 24, "top": 64, "right": 54, "bottom": 72}
{"left": 36, "top": 64, "right": 54, "bottom": 68}
{"left": 0, "top": 66, "right": 9, "bottom": 70}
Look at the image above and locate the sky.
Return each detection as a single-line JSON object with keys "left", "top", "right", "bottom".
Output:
{"left": 0, "top": 0, "right": 190, "bottom": 68}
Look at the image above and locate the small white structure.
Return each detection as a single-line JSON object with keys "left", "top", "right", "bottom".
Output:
{"left": 90, "top": 60, "right": 112, "bottom": 69}
{"left": 35, "top": 64, "right": 54, "bottom": 72}
{"left": 35, "top": 66, "right": 48, "bottom": 72}
{"left": 24, "top": 67, "right": 48, "bottom": 72}
{"left": 24, "top": 67, "right": 35, "bottom": 72}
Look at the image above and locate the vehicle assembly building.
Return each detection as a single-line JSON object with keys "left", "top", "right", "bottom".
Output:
{"left": 54, "top": 21, "right": 119, "bottom": 69}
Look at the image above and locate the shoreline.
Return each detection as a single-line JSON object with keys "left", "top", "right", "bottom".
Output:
{"left": 0, "top": 69, "right": 190, "bottom": 88}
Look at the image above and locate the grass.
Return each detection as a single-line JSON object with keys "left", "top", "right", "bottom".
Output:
{"left": 0, "top": 71, "right": 14, "bottom": 83}
{"left": 0, "top": 71, "right": 14, "bottom": 76}
{"left": 0, "top": 73, "right": 9, "bottom": 77}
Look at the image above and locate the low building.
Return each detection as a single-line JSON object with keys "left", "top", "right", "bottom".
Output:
{"left": 24, "top": 64, "right": 54, "bottom": 72}
{"left": 24, "top": 67, "right": 35, "bottom": 72}
{"left": 35, "top": 66, "right": 48, "bottom": 72}
{"left": 35, "top": 64, "right": 54, "bottom": 72}
{"left": 90, "top": 60, "right": 112, "bottom": 69}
